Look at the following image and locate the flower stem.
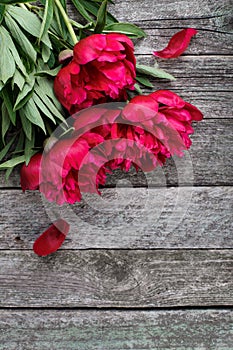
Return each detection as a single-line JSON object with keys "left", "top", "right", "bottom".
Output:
{"left": 54, "top": 0, "right": 78, "bottom": 46}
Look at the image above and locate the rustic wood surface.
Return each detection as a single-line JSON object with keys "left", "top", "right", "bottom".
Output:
{"left": 0, "top": 310, "right": 232, "bottom": 350}
{"left": 0, "top": 187, "right": 232, "bottom": 249}
{"left": 0, "top": 0, "right": 233, "bottom": 348}
{"left": 0, "top": 250, "right": 232, "bottom": 307}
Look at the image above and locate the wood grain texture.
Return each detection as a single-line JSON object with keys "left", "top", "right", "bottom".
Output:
{"left": 1, "top": 119, "right": 233, "bottom": 188}
{"left": 0, "top": 310, "right": 232, "bottom": 350}
{"left": 0, "top": 187, "right": 232, "bottom": 249}
{"left": 137, "top": 55, "right": 233, "bottom": 93}
{"left": 109, "top": 0, "right": 233, "bottom": 56}
{"left": 0, "top": 250, "right": 232, "bottom": 307}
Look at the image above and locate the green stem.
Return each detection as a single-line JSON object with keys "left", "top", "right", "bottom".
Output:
{"left": 54, "top": 0, "right": 78, "bottom": 46}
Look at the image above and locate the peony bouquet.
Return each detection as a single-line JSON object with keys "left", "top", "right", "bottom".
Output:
{"left": 0, "top": 0, "right": 203, "bottom": 256}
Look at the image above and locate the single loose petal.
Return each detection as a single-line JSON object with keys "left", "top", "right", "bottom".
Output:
{"left": 153, "top": 28, "right": 197, "bottom": 59}
{"left": 33, "top": 219, "right": 70, "bottom": 256}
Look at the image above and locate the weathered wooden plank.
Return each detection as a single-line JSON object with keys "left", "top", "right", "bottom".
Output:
{"left": 1, "top": 119, "right": 232, "bottom": 188}
{"left": 137, "top": 55, "right": 233, "bottom": 92}
{"left": 0, "top": 310, "right": 232, "bottom": 349}
{"left": 0, "top": 186, "right": 232, "bottom": 249}
{"left": 0, "top": 250, "right": 232, "bottom": 307}
{"left": 109, "top": 0, "right": 233, "bottom": 56}
{"left": 109, "top": 0, "right": 233, "bottom": 25}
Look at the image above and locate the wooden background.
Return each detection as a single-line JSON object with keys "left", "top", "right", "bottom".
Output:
{"left": 0, "top": 0, "right": 233, "bottom": 348}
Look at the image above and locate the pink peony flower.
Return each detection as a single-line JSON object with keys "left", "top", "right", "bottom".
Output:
{"left": 54, "top": 33, "right": 136, "bottom": 114}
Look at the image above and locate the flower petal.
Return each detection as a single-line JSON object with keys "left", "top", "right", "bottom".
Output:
{"left": 74, "top": 34, "right": 107, "bottom": 64}
{"left": 20, "top": 153, "right": 42, "bottom": 191}
{"left": 33, "top": 219, "right": 69, "bottom": 256}
{"left": 153, "top": 28, "right": 197, "bottom": 59}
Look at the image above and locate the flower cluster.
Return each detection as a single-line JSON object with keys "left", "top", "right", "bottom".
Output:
{"left": 21, "top": 90, "right": 203, "bottom": 207}
{"left": 18, "top": 25, "right": 202, "bottom": 256}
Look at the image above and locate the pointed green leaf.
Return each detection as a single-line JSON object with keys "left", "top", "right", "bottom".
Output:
{"left": 5, "top": 13, "right": 37, "bottom": 63}
{"left": 1, "top": 103, "right": 11, "bottom": 143}
{"left": 136, "top": 64, "right": 176, "bottom": 81}
{"left": 24, "top": 98, "right": 46, "bottom": 133}
{"left": 94, "top": 0, "right": 108, "bottom": 33}
{"left": 19, "top": 109, "right": 32, "bottom": 141}
{"left": 0, "top": 5, "right": 5, "bottom": 24}
{"left": 7, "top": 6, "right": 52, "bottom": 47}
{"left": 104, "top": 22, "right": 146, "bottom": 38}
{"left": 24, "top": 128, "right": 35, "bottom": 164}
{"left": 33, "top": 92, "right": 56, "bottom": 124}
{"left": 12, "top": 69, "right": 25, "bottom": 91}
{"left": 71, "top": 0, "right": 93, "bottom": 22}
{"left": 136, "top": 76, "right": 154, "bottom": 88}
{"left": 35, "top": 66, "right": 62, "bottom": 77}
{"left": 0, "top": 27, "right": 16, "bottom": 84}
{"left": 0, "top": 134, "right": 17, "bottom": 162}
{"left": 1, "top": 87, "right": 16, "bottom": 125}
{"left": 0, "top": 155, "right": 25, "bottom": 169}
{"left": 39, "top": 0, "right": 53, "bottom": 42}
{"left": 14, "top": 77, "right": 35, "bottom": 111}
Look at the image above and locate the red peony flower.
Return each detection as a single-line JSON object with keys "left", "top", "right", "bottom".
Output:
{"left": 153, "top": 28, "right": 197, "bottom": 59}
{"left": 20, "top": 153, "right": 42, "bottom": 191}
{"left": 150, "top": 90, "right": 203, "bottom": 148}
{"left": 54, "top": 33, "right": 136, "bottom": 114}
{"left": 33, "top": 219, "right": 69, "bottom": 256}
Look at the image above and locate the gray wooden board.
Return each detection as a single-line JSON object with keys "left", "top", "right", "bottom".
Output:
{"left": 0, "top": 187, "right": 232, "bottom": 249}
{"left": 0, "top": 310, "right": 232, "bottom": 349}
{"left": 0, "top": 250, "right": 232, "bottom": 307}
{"left": 0, "top": 119, "right": 233, "bottom": 188}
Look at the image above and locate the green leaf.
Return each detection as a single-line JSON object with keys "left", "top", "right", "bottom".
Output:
{"left": 0, "top": 5, "right": 5, "bottom": 24}
{"left": 104, "top": 22, "right": 146, "bottom": 38}
{"left": 12, "top": 69, "right": 25, "bottom": 91}
{"left": 1, "top": 103, "right": 11, "bottom": 143}
{"left": 14, "top": 77, "right": 35, "bottom": 111}
{"left": 136, "top": 76, "right": 154, "bottom": 88}
{"left": 0, "top": 155, "right": 25, "bottom": 169}
{"left": 134, "top": 83, "right": 143, "bottom": 95}
{"left": 42, "top": 43, "right": 51, "bottom": 63}
{"left": 35, "top": 80, "right": 66, "bottom": 122}
{"left": 4, "top": 167, "right": 14, "bottom": 181}
{"left": 0, "top": 26, "right": 28, "bottom": 77}
{"left": 39, "top": 0, "right": 54, "bottom": 42}
{"left": 0, "top": 27, "right": 16, "bottom": 84}
{"left": 35, "top": 66, "right": 61, "bottom": 77}
{"left": 19, "top": 109, "right": 32, "bottom": 141}
{"left": 14, "top": 129, "right": 25, "bottom": 154}
{"left": 0, "top": 0, "right": 32, "bottom": 3}
{"left": 24, "top": 98, "right": 46, "bottom": 133}
{"left": 1, "top": 87, "right": 16, "bottom": 125}
{"left": 94, "top": 0, "right": 108, "bottom": 33}
{"left": 136, "top": 64, "right": 176, "bottom": 81}
{"left": 79, "top": 0, "right": 117, "bottom": 24}
{"left": 71, "top": 0, "right": 93, "bottom": 22}
{"left": 5, "top": 13, "right": 37, "bottom": 63}
{"left": 0, "top": 134, "right": 17, "bottom": 162}
{"left": 24, "top": 128, "right": 35, "bottom": 164}
{"left": 33, "top": 92, "right": 56, "bottom": 124}
{"left": 7, "top": 6, "right": 52, "bottom": 48}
